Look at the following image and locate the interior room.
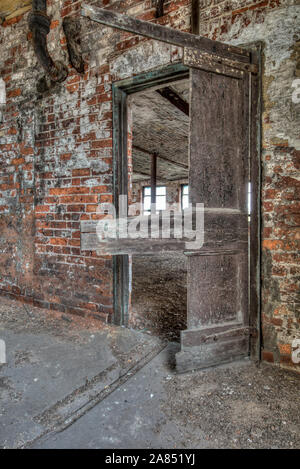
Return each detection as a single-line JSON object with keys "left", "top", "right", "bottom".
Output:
{"left": 128, "top": 78, "right": 190, "bottom": 341}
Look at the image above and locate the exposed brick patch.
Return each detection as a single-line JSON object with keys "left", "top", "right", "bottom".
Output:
{"left": 262, "top": 350, "right": 274, "bottom": 363}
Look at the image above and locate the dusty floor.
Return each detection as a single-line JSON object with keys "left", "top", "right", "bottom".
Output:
{"left": 33, "top": 347, "right": 300, "bottom": 449}
{"left": 0, "top": 296, "right": 164, "bottom": 448}
{"left": 131, "top": 253, "right": 187, "bottom": 341}
{"left": 0, "top": 296, "right": 299, "bottom": 449}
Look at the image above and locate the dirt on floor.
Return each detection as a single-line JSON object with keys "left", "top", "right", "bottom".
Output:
{"left": 130, "top": 253, "right": 187, "bottom": 341}
{"left": 0, "top": 296, "right": 164, "bottom": 449}
{"left": 0, "top": 295, "right": 106, "bottom": 344}
{"left": 163, "top": 360, "right": 300, "bottom": 449}
{"left": 1, "top": 296, "right": 299, "bottom": 449}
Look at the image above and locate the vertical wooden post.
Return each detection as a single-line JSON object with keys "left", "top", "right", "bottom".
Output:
{"left": 151, "top": 153, "right": 157, "bottom": 213}
{"left": 191, "top": 0, "right": 199, "bottom": 35}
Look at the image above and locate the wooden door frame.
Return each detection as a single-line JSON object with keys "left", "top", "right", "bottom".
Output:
{"left": 112, "top": 63, "right": 190, "bottom": 327}
{"left": 248, "top": 41, "right": 262, "bottom": 360}
{"left": 81, "top": 5, "right": 262, "bottom": 361}
{"left": 111, "top": 53, "right": 261, "bottom": 361}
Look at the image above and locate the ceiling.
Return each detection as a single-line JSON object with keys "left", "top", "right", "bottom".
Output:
{"left": 131, "top": 78, "right": 190, "bottom": 183}
{"left": 0, "top": 0, "right": 31, "bottom": 22}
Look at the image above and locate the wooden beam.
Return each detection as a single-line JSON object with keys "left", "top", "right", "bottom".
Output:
{"left": 81, "top": 4, "right": 250, "bottom": 63}
{"left": 156, "top": 86, "right": 189, "bottom": 116}
{"left": 133, "top": 145, "right": 189, "bottom": 170}
{"left": 151, "top": 153, "right": 157, "bottom": 212}
{"left": 191, "top": 0, "right": 199, "bottom": 35}
{"left": 155, "top": 0, "right": 166, "bottom": 19}
{"left": 0, "top": 1, "right": 31, "bottom": 22}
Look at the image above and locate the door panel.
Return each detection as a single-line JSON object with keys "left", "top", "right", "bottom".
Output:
{"left": 176, "top": 62, "right": 251, "bottom": 372}
{"left": 187, "top": 253, "right": 248, "bottom": 329}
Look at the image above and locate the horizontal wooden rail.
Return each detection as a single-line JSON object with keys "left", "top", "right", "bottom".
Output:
{"left": 81, "top": 4, "right": 251, "bottom": 63}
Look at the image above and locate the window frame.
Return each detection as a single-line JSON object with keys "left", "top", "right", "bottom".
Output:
{"left": 181, "top": 184, "right": 189, "bottom": 210}
{"left": 143, "top": 185, "right": 167, "bottom": 215}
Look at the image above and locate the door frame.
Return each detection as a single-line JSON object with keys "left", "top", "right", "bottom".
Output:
{"left": 81, "top": 5, "right": 262, "bottom": 362}
{"left": 111, "top": 53, "right": 261, "bottom": 361}
{"left": 112, "top": 63, "right": 190, "bottom": 327}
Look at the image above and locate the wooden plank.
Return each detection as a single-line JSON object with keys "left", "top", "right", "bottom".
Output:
{"left": 248, "top": 43, "right": 262, "bottom": 361}
{"left": 176, "top": 335, "right": 248, "bottom": 373}
{"left": 181, "top": 324, "right": 250, "bottom": 348}
{"left": 81, "top": 211, "right": 247, "bottom": 234}
{"left": 191, "top": 0, "right": 199, "bottom": 35}
{"left": 0, "top": 0, "right": 31, "bottom": 20}
{"left": 156, "top": 86, "right": 189, "bottom": 116}
{"left": 189, "top": 70, "right": 249, "bottom": 211}
{"left": 184, "top": 48, "right": 245, "bottom": 79}
{"left": 184, "top": 48, "right": 258, "bottom": 77}
{"left": 81, "top": 4, "right": 250, "bottom": 63}
{"left": 81, "top": 234, "right": 248, "bottom": 256}
{"left": 115, "top": 63, "right": 189, "bottom": 95}
{"left": 4, "top": 4, "right": 31, "bottom": 20}
{"left": 80, "top": 211, "right": 248, "bottom": 254}
{"left": 112, "top": 85, "right": 129, "bottom": 326}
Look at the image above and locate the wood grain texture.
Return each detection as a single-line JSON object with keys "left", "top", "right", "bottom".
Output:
{"left": 184, "top": 48, "right": 258, "bottom": 76}
{"left": 181, "top": 65, "right": 251, "bottom": 367}
{"left": 81, "top": 4, "right": 250, "bottom": 63}
{"left": 0, "top": 0, "right": 31, "bottom": 20}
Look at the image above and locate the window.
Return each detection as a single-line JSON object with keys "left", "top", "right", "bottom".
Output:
{"left": 143, "top": 186, "right": 166, "bottom": 215}
{"left": 0, "top": 78, "right": 6, "bottom": 124}
{"left": 181, "top": 184, "right": 189, "bottom": 210}
{"left": 248, "top": 182, "right": 251, "bottom": 215}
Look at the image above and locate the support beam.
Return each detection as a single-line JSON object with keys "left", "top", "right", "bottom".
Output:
{"left": 156, "top": 86, "right": 189, "bottom": 116}
{"left": 133, "top": 145, "right": 189, "bottom": 170}
{"left": 191, "top": 0, "right": 199, "bottom": 35}
{"left": 81, "top": 4, "right": 250, "bottom": 63}
{"left": 155, "top": 0, "right": 166, "bottom": 18}
{"left": 151, "top": 153, "right": 157, "bottom": 213}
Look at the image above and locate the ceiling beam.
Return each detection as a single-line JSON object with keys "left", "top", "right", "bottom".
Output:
{"left": 132, "top": 172, "right": 168, "bottom": 183}
{"left": 133, "top": 145, "right": 189, "bottom": 170}
{"left": 156, "top": 86, "right": 189, "bottom": 116}
{"left": 191, "top": 0, "right": 199, "bottom": 35}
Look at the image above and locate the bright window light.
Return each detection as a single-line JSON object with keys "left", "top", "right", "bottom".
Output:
{"left": 181, "top": 184, "right": 189, "bottom": 210}
{"left": 143, "top": 186, "right": 166, "bottom": 215}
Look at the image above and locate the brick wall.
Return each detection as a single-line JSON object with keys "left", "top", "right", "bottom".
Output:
{"left": 0, "top": 0, "right": 190, "bottom": 322}
{"left": 198, "top": 0, "right": 299, "bottom": 371}
{"left": 0, "top": 0, "right": 299, "bottom": 370}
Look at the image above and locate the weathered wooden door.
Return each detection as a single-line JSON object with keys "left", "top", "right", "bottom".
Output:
{"left": 176, "top": 48, "right": 260, "bottom": 372}
{"left": 80, "top": 5, "right": 261, "bottom": 372}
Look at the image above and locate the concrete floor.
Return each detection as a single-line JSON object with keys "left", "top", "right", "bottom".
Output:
{"left": 0, "top": 297, "right": 299, "bottom": 449}
{"left": 0, "top": 297, "right": 164, "bottom": 448}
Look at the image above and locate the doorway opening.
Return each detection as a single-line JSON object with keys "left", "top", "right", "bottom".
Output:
{"left": 107, "top": 55, "right": 260, "bottom": 368}
{"left": 128, "top": 77, "right": 190, "bottom": 342}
